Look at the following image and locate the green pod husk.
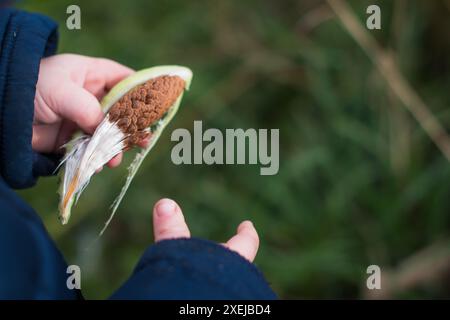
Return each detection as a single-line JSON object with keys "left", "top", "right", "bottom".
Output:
{"left": 58, "top": 65, "right": 193, "bottom": 231}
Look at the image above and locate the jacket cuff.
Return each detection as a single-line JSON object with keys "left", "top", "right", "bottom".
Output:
{"left": 0, "top": 9, "right": 58, "bottom": 189}
{"left": 111, "top": 238, "right": 277, "bottom": 300}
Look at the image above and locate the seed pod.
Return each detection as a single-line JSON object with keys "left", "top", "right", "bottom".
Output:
{"left": 58, "top": 65, "right": 193, "bottom": 229}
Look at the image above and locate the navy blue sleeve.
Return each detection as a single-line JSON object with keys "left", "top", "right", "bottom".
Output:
{"left": 0, "top": 7, "right": 79, "bottom": 300}
{"left": 0, "top": 8, "right": 59, "bottom": 189}
{"left": 0, "top": 178, "right": 80, "bottom": 299}
{"left": 111, "top": 238, "right": 277, "bottom": 299}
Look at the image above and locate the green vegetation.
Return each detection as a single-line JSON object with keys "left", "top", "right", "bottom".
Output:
{"left": 18, "top": 0, "right": 450, "bottom": 299}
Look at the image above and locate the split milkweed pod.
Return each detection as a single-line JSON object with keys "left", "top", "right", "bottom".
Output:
{"left": 58, "top": 65, "right": 193, "bottom": 233}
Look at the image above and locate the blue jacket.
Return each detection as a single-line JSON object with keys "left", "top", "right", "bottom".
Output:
{"left": 0, "top": 8, "right": 276, "bottom": 300}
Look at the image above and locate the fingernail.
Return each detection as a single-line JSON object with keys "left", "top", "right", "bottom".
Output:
{"left": 239, "top": 220, "right": 253, "bottom": 231}
{"left": 156, "top": 199, "right": 176, "bottom": 217}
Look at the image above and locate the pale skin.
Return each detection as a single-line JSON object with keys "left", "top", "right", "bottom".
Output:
{"left": 32, "top": 54, "right": 259, "bottom": 262}
{"left": 153, "top": 198, "right": 259, "bottom": 262}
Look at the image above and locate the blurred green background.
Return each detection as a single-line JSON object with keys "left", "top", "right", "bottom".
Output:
{"left": 17, "top": 0, "right": 450, "bottom": 299}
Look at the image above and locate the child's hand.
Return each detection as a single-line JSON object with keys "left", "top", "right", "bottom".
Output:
{"left": 32, "top": 54, "right": 134, "bottom": 168}
{"left": 152, "top": 198, "right": 260, "bottom": 262}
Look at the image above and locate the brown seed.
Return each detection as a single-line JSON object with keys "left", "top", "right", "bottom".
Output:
{"left": 117, "top": 117, "right": 131, "bottom": 128}
{"left": 109, "top": 108, "right": 121, "bottom": 122}
{"left": 124, "top": 108, "right": 133, "bottom": 117}
{"left": 136, "top": 117, "right": 148, "bottom": 130}
{"left": 107, "top": 75, "right": 185, "bottom": 148}
{"left": 128, "top": 124, "right": 137, "bottom": 134}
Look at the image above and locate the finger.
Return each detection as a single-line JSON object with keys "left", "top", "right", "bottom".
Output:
{"left": 107, "top": 152, "right": 122, "bottom": 168}
{"left": 224, "top": 221, "right": 259, "bottom": 262}
{"left": 86, "top": 58, "right": 134, "bottom": 95}
{"left": 32, "top": 123, "right": 60, "bottom": 153}
{"left": 95, "top": 166, "right": 103, "bottom": 174}
{"left": 55, "top": 120, "right": 78, "bottom": 151}
{"left": 153, "top": 198, "right": 190, "bottom": 242}
{"left": 53, "top": 82, "right": 104, "bottom": 134}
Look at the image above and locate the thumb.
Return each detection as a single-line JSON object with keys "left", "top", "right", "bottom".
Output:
{"left": 53, "top": 82, "right": 104, "bottom": 134}
{"left": 153, "top": 198, "right": 191, "bottom": 242}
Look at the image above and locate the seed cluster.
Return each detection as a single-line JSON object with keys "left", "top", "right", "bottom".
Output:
{"left": 108, "top": 75, "right": 185, "bottom": 147}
